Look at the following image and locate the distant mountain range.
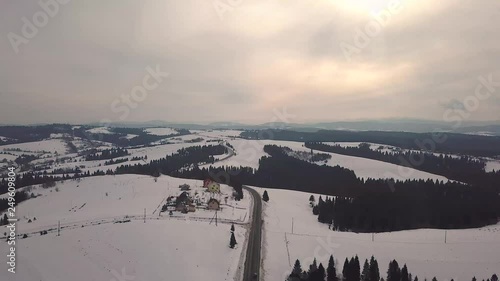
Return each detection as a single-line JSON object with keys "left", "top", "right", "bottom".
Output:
{"left": 85, "top": 119, "right": 500, "bottom": 136}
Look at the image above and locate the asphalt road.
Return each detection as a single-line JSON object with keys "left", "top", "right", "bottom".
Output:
{"left": 242, "top": 186, "right": 263, "bottom": 281}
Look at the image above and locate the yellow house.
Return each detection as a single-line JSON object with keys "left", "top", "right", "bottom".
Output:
{"left": 207, "top": 182, "right": 220, "bottom": 193}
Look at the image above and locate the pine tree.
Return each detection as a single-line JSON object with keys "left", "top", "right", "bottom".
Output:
{"left": 309, "top": 258, "right": 318, "bottom": 275}
{"left": 492, "top": 275, "right": 498, "bottom": 281}
{"left": 310, "top": 195, "right": 316, "bottom": 203}
{"left": 230, "top": 223, "right": 235, "bottom": 233}
{"left": 343, "top": 258, "right": 350, "bottom": 281}
{"left": 401, "top": 264, "right": 409, "bottom": 281}
{"left": 414, "top": 276, "right": 419, "bottom": 281}
{"left": 262, "top": 190, "right": 269, "bottom": 202}
{"left": 353, "top": 256, "right": 361, "bottom": 281}
{"left": 327, "top": 255, "right": 338, "bottom": 281}
{"left": 318, "top": 263, "right": 326, "bottom": 281}
{"left": 387, "top": 260, "right": 401, "bottom": 281}
{"left": 292, "top": 260, "right": 303, "bottom": 275}
{"left": 432, "top": 278, "right": 437, "bottom": 281}
{"left": 229, "top": 232, "right": 237, "bottom": 249}
{"left": 362, "top": 259, "right": 370, "bottom": 281}
{"left": 288, "top": 260, "right": 303, "bottom": 281}
{"left": 369, "top": 256, "right": 380, "bottom": 281}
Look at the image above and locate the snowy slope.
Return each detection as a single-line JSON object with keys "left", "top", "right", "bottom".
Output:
{"left": 86, "top": 127, "right": 113, "bottom": 134}
{"left": 0, "top": 175, "right": 250, "bottom": 233}
{"left": 0, "top": 139, "right": 68, "bottom": 154}
{"left": 0, "top": 175, "right": 251, "bottom": 281}
{"left": 253, "top": 187, "right": 500, "bottom": 281}
{"left": 144, "top": 127, "right": 178, "bottom": 136}
{"left": 204, "top": 139, "right": 449, "bottom": 181}
{"left": 0, "top": 218, "right": 247, "bottom": 281}
{"left": 485, "top": 159, "right": 500, "bottom": 172}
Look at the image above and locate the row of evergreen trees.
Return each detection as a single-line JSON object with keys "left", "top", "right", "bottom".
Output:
{"left": 114, "top": 144, "right": 228, "bottom": 176}
{"left": 85, "top": 148, "right": 129, "bottom": 161}
{"left": 287, "top": 255, "right": 498, "bottom": 281}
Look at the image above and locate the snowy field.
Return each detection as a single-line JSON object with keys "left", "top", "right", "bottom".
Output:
{"left": 253, "top": 187, "right": 500, "bottom": 281}
{"left": 0, "top": 175, "right": 251, "bottom": 233}
{"left": 144, "top": 127, "right": 179, "bottom": 136}
{"left": 0, "top": 139, "right": 68, "bottom": 154}
{"left": 86, "top": 127, "right": 114, "bottom": 135}
{"left": 2, "top": 219, "right": 246, "bottom": 281}
{"left": 204, "top": 139, "right": 449, "bottom": 181}
{"left": 0, "top": 175, "right": 251, "bottom": 281}
{"left": 485, "top": 159, "right": 500, "bottom": 172}
{"left": 195, "top": 130, "right": 243, "bottom": 138}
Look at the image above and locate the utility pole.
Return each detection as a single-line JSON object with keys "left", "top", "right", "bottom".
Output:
{"left": 57, "top": 220, "right": 60, "bottom": 236}
{"left": 144, "top": 208, "right": 146, "bottom": 223}
{"left": 209, "top": 210, "right": 218, "bottom": 226}
{"left": 291, "top": 217, "right": 294, "bottom": 234}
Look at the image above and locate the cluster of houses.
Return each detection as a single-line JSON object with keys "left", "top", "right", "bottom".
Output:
{"left": 162, "top": 179, "right": 223, "bottom": 214}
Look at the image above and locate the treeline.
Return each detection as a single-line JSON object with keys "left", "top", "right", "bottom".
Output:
{"left": 72, "top": 127, "right": 189, "bottom": 147}
{"left": 85, "top": 148, "right": 129, "bottom": 161}
{"left": 0, "top": 170, "right": 111, "bottom": 195}
{"left": 114, "top": 144, "right": 227, "bottom": 176}
{"left": 114, "top": 144, "right": 243, "bottom": 199}
{"left": 171, "top": 166, "right": 245, "bottom": 200}
{"left": 288, "top": 254, "right": 497, "bottom": 281}
{"left": 104, "top": 158, "right": 129, "bottom": 166}
{"left": 314, "top": 188, "right": 498, "bottom": 232}
{"left": 0, "top": 191, "right": 29, "bottom": 214}
{"left": 240, "top": 129, "right": 500, "bottom": 157}
{"left": 305, "top": 142, "right": 485, "bottom": 173}
{"left": 304, "top": 142, "right": 493, "bottom": 187}
{"left": 0, "top": 124, "right": 72, "bottom": 145}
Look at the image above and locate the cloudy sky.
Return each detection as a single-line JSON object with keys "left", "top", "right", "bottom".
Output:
{"left": 1, "top": 0, "right": 499, "bottom": 125}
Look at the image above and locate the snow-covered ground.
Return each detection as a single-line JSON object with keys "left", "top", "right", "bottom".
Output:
{"left": 253, "top": 187, "right": 500, "bottom": 281}
{"left": 0, "top": 153, "right": 17, "bottom": 162}
{"left": 204, "top": 139, "right": 449, "bottom": 181}
{"left": 0, "top": 136, "right": 16, "bottom": 141}
{"left": 144, "top": 127, "right": 179, "bottom": 136}
{"left": 0, "top": 175, "right": 251, "bottom": 281}
{"left": 485, "top": 159, "right": 500, "bottom": 172}
{"left": 0, "top": 131, "right": 455, "bottom": 182}
{"left": 0, "top": 139, "right": 68, "bottom": 154}
{"left": 0, "top": 175, "right": 250, "bottom": 231}
{"left": 195, "top": 130, "right": 243, "bottom": 138}
{"left": 86, "top": 127, "right": 114, "bottom": 135}
{"left": 0, "top": 220, "right": 246, "bottom": 281}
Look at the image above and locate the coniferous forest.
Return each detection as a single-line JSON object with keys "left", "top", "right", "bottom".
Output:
{"left": 304, "top": 142, "right": 499, "bottom": 189}
{"left": 287, "top": 254, "right": 497, "bottom": 281}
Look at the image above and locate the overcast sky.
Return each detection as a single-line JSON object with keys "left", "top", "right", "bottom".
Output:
{"left": 1, "top": 0, "right": 499, "bottom": 125}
